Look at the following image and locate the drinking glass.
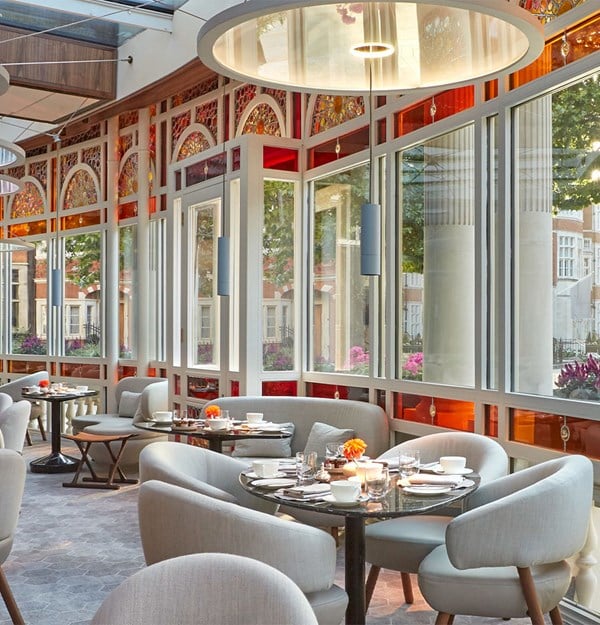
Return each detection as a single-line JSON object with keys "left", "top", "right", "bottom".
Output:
{"left": 366, "top": 466, "right": 390, "bottom": 500}
{"left": 296, "top": 451, "right": 318, "bottom": 484}
{"left": 398, "top": 450, "right": 420, "bottom": 479}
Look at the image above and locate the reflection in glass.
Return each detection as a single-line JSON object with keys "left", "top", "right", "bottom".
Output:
{"left": 119, "top": 225, "right": 137, "bottom": 359}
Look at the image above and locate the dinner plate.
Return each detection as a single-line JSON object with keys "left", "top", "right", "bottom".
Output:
{"left": 402, "top": 485, "right": 452, "bottom": 496}
{"left": 252, "top": 478, "right": 296, "bottom": 489}
{"left": 322, "top": 494, "right": 368, "bottom": 507}
{"left": 245, "top": 471, "right": 286, "bottom": 479}
{"left": 432, "top": 465, "right": 473, "bottom": 476}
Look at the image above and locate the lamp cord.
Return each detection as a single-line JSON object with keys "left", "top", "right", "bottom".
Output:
{"left": 368, "top": 61, "right": 374, "bottom": 204}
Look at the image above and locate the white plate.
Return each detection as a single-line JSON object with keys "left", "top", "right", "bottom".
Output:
{"left": 252, "top": 478, "right": 296, "bottom": 489}
{"left": 322, "top": 494, "right": 367, "bottom": 507}
{"left": 432, "top": 465, "right": 473, "bottom": 476}
{"left": 245, "top": 471, "right": 286, "bottom": 479}
{"left": 402, "top": 485, "right": 452, "bottom": 496}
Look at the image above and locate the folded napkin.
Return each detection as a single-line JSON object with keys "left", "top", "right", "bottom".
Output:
{"left": 282, "top": 483, "right": 331, "bottom": 498}
{"left": 407, "top": 474, "right": 464, "bottom": 486}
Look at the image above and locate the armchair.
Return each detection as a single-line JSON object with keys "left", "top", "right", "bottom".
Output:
{"left": 0, "top": 395, "right": 31, "bottom": 453}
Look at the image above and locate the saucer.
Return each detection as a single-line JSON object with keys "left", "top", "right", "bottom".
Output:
{"left": 432, "top": 465, "right": 473, "bottom": 476}
{"left": 245, "top": 471, "right": 285, "bottom": 479}
{"left": 322, "top": 494, "right": 367, "bottom": 507}
{"left": 402, "top": 485, "right": 452, "bottom": 496}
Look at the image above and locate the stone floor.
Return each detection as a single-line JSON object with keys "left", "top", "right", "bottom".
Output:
{"left": 2, "top": 435, "right": 545, "bottom": 624}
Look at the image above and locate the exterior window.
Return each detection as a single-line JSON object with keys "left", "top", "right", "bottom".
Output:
{"left": 199, "top": 305, "right": 212, "bottom": 341}
{"left": 265, "top": 305, "right": 277, "bottom": 340}
{"left": 558, "top": 235, "right": 576, "bottom": 278}
{"left": 68, "top": 306, "right": 80, "bottom": 335}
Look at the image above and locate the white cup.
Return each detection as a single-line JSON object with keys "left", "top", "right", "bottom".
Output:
{"left": 246, "top": 412, "right": 264, "bottom": 424}
{"left": 152, "top": 410, "right": 173, "bottom": 423}
{"left": 253, "top": 460, "right": 279, "bottom": 478}
{"left": 76, "top": 385, "right": 88, "bottom": 392}
{"left": 439, "top": 456, "right": 467, "bottom": 474}
{"left": 330, "top": 480, "right": 361, "bottom": 503}
{"left": 210, "top": 418, "right": 229, "bottom": 430}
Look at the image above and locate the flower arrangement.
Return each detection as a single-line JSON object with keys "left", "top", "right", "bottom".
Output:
{"left": 204, "top": 404, "right": 221, "bottom": 418}
{"left": 342, "top": 438, "right": 367, "bottom": 461}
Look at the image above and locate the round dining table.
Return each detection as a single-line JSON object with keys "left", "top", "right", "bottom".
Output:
{"left": 240, "top": 470, "right": 479, "bottom": 625}
{"left": 134, "top": 420, "right": 293, "bottom": 453}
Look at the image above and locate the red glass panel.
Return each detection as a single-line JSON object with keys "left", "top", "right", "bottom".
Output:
{"left": 396, "top": 393, "right": 475, "bottom": 432}
{"left": 188, "top": 376, "right": 219, "bottom": 400}
{"left": 7, "top": 361, "right": 45, "bottom": 374}
{"left": 307, "top": 126, "right": 369, "bottom": 169}
{"left": 396, "top": 87, "right": 474, "bottom": 137}
{"left": 307, "top": 383, "right": 348, "bottom": 399}
{"left": 185, "top": 153, "right": 225, "bottom": 188}
{"left": 9, "top": 221, "right": 47, "bottom": 237}
{"left": 118, "top": 202, "right": 138, "bottom": 220}
{"left": 175, "top": 170, "right": 182, "bottom": 192}
{"left": 174, "top": 374, "right": 180, "bottom": 396}
{"left": 61, "top": 363, "right": 102, "bottom": 379}
{"left": 263, "top": 146, "right": 299, "bottom": 172}
{"left": 262, "top": 380, "right": 298, "bottom": 396}
{"left": 377, "top": 118, "right": 386, "bottom": 145}
{"left": 118, "top": 365, "right": 137, "bottom": 379}
{"left": 292, "top": 92, "right": 302, "bottom": 139}
{"left": 485, "top": 405, "right": 498, "bottom": 437}
{"left": 232, "top": 147, "right": 241, "bottom": 171}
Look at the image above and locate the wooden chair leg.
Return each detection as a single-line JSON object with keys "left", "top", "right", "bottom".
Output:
{"left": 37, "top": 416, "right": 47, "bottom": 441}
{"left": 0, "top": 567, "right": 24, "bottom": 625}
{"left": 401, "top": 571, "right": 414, "bottom": 604}
{"left": 24, "top": 430, "right": 32, "bottom": 447}
{"left": 365, "top": 565, "right": 380, "bottom": 608}
{"left": 330, "top": 526, "right": 339, "bottom": 545}
{"left": 517, "top": 567, "right": 545, "bottom": 625}
{"left": 549, "top": 606, "right": 564, "bottom": 625}
{"left": 435, "top": 612, "right": 454, "bottom": 625}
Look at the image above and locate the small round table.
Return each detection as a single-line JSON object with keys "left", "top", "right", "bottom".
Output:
{"left": 240, "top": 471, "right": 478, "bottom": 625}
{"left": 134, "top": 421, "right": 293, "bottom": 453}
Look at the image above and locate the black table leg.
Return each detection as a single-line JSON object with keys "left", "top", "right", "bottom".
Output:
{"left": 345, "top": 515, "right": 366, "bottom": 625}
{"left": 30, "top": 400, "right": 79, "bottom": 473}
{"left": 208, "top": 438, "right": 223, "bottom": 453}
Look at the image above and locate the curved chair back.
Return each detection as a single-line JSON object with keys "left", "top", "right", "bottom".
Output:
{"left": 114, "top": 377, "right": 167, "bottom": 415}
{"left": 0, "top": 372, "right": 49, "bottom": 402}
{"left": 139, "top": 442, "right": 277, "bottom": 514}
{"left": 0, "top": 399, "right": 31, "bottom": 453}
{"left": 378, "top": 432, "right": 509, "bottom": 484}
{"left": 91, "top": 553, "right": 319, "bottom": 625}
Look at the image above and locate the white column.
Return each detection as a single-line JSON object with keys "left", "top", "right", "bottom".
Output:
{"left": 423, "top": 126, "right": 475, "bottom": 385}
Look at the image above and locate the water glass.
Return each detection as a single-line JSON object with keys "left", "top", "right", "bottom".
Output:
{"left": 398, "top": 450, "right": 420, "bottom": 479}
{"left": 366, "top": 466, "right": 390, "bottom": 500}
{"left": 296, "top": 451, "right": 318, "bottom": 484}
{"left": 325, "top": 442, "right": 342, "bottom": 459}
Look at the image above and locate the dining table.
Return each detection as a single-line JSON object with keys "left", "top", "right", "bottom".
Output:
{"left": 240, "top": 468, "right": 479, "bottom": 625}
{"left": 134, "top": 419, "right": 293, "bottom": 453}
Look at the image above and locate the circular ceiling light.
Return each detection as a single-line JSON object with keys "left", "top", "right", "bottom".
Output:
{"left": 0, "top": 175, "right": 22, "bottom": 195}
{"left": 0, "top": 238, "right": 34, "bottom": 252}
{"left": 198, "top": 0, "right": 544, "bottom": 94}
{"left": 0, "top": 139, "right": 25, "bottom": 169}
{"left": 0, "top": 66, "right": 9, "bottom": 97}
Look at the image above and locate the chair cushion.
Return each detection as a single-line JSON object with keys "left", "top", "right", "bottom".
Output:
{"left": 303, "top": 422, "right": 354, "bottom": 456}
{"left": 305, "top": 585, "right": 348, "bottom": 625}
{"left": 119, "top": 391, "right": 141, "bottom": 417}
{"left": 232, "top": 423, "right": 295, "bottom": 458}
{"left": 418, "top": 545, "right": 572, "bottom": 618}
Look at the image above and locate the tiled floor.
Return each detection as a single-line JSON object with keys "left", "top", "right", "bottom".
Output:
{"left": 3, "top": 436, "right": 544, "bottom": 624}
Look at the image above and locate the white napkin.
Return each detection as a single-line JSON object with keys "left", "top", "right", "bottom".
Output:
{"left": 283, "top": 483, "right": 331, "bottom": 498}
{"left": 407, "top": 474, "right": 464, "bottom": 486}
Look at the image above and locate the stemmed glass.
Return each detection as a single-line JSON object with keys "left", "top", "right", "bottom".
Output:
{"left": 398, "top": 450, "right": 420, "bottom": 480}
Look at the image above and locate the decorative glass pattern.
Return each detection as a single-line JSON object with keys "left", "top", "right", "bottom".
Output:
{"left": 11, "top": 181, "right": 44, "bottom": 218}
{"left": 242, "top": 104, "right": 281, "bottom": 136}
{"left": 520, "top": 0, "right": 586, "bottom": 23}
{"left": 119, "top": 111, "right": 139, "bottom": 129}
{"left": 60, "top": 153, "right": 78, "bottom": 183}
{"left": 149, "top": 123, "right": 156, "bottom": 161}
{"left": 176, "top": 131, "right": 211, "bottom": 161}
{"left": 29, "top": 161, "right": 47, "bottom": 187}
{"left": 64, "top": 170, "right": 98, "bottom": 209}
{"left": 195, "top": 100, "right": 218, "bottom": 140}
{"left": 172, "top": 111, "right": 191, "bottom": 144}
{"left": 25, "top": 146, "right": 47, "bottom": 158}
{"left": 118, "top": 154, "right": 138, "bottom": 198}
{"left": 263, "top": 88, "right": 287, "bottom": 112}
{"left": 61, "top": 124, "right": 101, "bottom": 148}
{"left": 235, "top": 84, "right": 257, "bottom": 127}
{"left": 311, "top": 95, "right": 365, "bottom": 135}
{"left": 82, "top": 146, "right": 102, "bottom": 178}
{"left": 171, "top": 76, "right": 220, "bottom": 107}
{"left": 119, "top": 134, "right": 133, "bottom": 159}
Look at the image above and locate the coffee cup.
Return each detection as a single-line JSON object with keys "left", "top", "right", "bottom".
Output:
{"left": 330, "top": 480, "right": 361, "bottom": 503}
{"left": 439, "top": 456, "right": 467, "bottom": 473}
{"left": 252, "top": 460, "right": 279, "bottom": 478}
{"left": 209, "top": 417, "right": 229, "bottom": 430}
{"left": 246, "top": 412, "right": 264, "bottom": 424}
{"left": 152, "top": 411, "right": 173, "bottom": 423}
{"left": 76, "top": 385, "right": 88, "bottom": 392}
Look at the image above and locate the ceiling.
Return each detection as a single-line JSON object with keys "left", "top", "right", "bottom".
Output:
{"left": 0, "top": 0, "right": 188, "bottom": 144}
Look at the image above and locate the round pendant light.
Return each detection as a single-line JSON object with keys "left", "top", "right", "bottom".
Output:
{"left": 0, "top": 174, "right": 22, "bottom": 195}
{"left": 198, "top": 0, "right": 544, "bottom": 94}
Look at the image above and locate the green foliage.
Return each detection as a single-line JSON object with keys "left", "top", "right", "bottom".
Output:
{"left": 401, "top": 146, "right": 425, "bottom": 274}
{"left": 64, "top": 232, "right": 102, "bottom": 289}
{"left": 263, "top": 180, "right": 295, "bottom": 289}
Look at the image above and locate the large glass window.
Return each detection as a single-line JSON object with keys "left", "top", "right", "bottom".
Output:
{"left": 64, "top": 231, "right": 102, "bottom": 357}
{"left": 515, "top": 73, "right": 600, "bottom": 400}
{"left": 149, "top": 218, "right": 166, "bottom": 361}
{"left": 263, "top": 180, "right": 295, "bottom": 372}
{"left": 310, "top": 164, "right": 369, "bottom": 374}
{"left": 119, "top": 225, "right": 137, "bottom": 359}
{"left": 399, "top": 126, "right": 476, "bottom": 387}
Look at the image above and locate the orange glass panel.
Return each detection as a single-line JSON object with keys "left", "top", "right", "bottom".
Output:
{"left": 511, "top": 409, "right": 598, "bottom": 459}
{"left": 377, "top": 118, "right": 386, "bottom": 145}
{"left": 118, "top": 202, "right": 138, "bottom": 220}
{"left": 395, "top": 393, "right": 475, "bottom": 432}
{"left": 485, "top": 80, "right": 499, "bottom": 101}
{"left": 118, "top": 365, "right": 137, "bottom": 379}
{"left": 485, "top": 405, "right": 498, "bottom": 437}
{"left": 62, "top": 211, "right": 101, "bottom": 230}
{"left": 7, "top": 361, "right": 46, "bottom": 374}
{"left": 188, "top": 376, "right": 219, "bottom": 400}
{"left": 9, "top": 221, "right": 47, "bottom": 237}
{"left": 262, "top": 380, "right": 298, "bottom": 396}
{"left": 149, "top": 196, "right": 157, "bottom": 215}
{"left": 60, "top": 363, "right": 102, "bottom": 379}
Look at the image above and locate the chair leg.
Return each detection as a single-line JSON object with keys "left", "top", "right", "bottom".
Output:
{"left": 435, "top": 613, "right": 454, "bottom": 625}
{"left": 37, "top": 416, "right": 47, "bottom": 441}
{"left": 549, "top": 606, "right": 564, "bottom": 625}
{"left": 517, "top": 566, "right": 545, "bottom": 625}
{"left": 365, "top": 565, "right": 380, "bottom": 608}
{"left": 401, "top": 571, "right": 414, "bottom": 604}
{"left": 24, "top": 430, "right": 32, "bottom": 447}
{"left": 0, "top": 567, "right": 24, "bottom": 625}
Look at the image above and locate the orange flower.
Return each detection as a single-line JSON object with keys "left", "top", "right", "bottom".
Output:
{"left": 39, "top": 379, "right": 50, "bottom": 389}
{"left": 342, "top": 438, "right": 367, "bottom": 461}
{"left": 205, "top": 404, "right": 221, "bottom": 418}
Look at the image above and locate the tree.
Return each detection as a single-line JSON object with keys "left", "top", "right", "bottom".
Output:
{"left": 263, "top": 180, "right": 295, "bottom": 289}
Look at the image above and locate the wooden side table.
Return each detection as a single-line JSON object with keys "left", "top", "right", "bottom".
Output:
{"left": 61, "top": 432, "right": 138, "bottom": 490}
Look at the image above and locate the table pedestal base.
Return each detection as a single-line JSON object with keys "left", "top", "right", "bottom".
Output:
{"left": 30, "top": 452, "right": 80, "bottom": 474}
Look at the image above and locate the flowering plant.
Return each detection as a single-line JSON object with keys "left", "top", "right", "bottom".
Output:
{"left": 39, "top": 379, "right": 50, "bottom": 389}
{"left": 342, "top": 438, "right": 367, "bottom": 461}
{"left": 204, "top": 404, "right": 221, "bottom": 418}
{"left": 555, "top": 354, "right": 600, "bottom": 399}
{"left": 402, "top": 352, "right": 423, "bottom": 380}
